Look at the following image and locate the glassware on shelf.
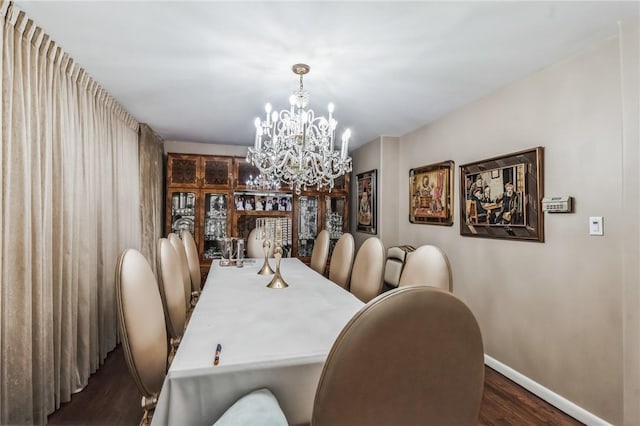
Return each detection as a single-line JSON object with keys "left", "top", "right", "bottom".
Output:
{"left": 326, "top": 212, "right": 343, "bottom": 239}
{"left": 297, "top": 196, "right": 318, "bottom": 257}
{"left": 203, "top": 193, "right": 228, "bottom": 259}
{"left": 236, "top": 239, "right": 244, "bottom": 268}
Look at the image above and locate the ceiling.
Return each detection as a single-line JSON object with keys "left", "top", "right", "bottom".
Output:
{"left": 14, "top": 1, "right": 637, "bottom": 150}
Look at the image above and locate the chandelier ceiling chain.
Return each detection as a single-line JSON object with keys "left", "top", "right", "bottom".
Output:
{"left": 246, "top": 63, "right": 352, "bottom": 195}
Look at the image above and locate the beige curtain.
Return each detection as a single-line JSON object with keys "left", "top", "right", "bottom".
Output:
{"left": 0, "top": 3, "right": 141, "bottom": 424}
{"left": 139, "top": 123, "right": 164, "bottom": 274}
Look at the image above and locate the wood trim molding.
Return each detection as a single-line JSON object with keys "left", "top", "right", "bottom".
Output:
{"left": 484, "top": 354, "right": 612, "bottom": 426}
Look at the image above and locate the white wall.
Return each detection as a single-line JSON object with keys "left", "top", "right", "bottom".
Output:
{"left": 619, "top": 10, "right": 640, "bottom": 425}
{"left": 380, "top": 137, "right": 400, "bottom": 249}
{"left": 350, "top": 137, "right": 381, "bottom": 249}
{"left": 397, "top": 36, "right": 630, "bottom": 423}
{"left": 350, "top": 136, "right": 401, "bottom": 252}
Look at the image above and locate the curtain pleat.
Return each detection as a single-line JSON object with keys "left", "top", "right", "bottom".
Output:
{"left": 139, "top": 123, "right": 164, "bottom": 275}
{"left": 0, "top": 2, "right": 144, "bottom": 423}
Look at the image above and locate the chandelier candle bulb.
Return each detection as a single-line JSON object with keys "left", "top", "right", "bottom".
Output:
{"left": 254, "top": 118, "right": 261, "bottom": 149}
{"left": 265, "top": 103, "right": 272, "bottom": 124}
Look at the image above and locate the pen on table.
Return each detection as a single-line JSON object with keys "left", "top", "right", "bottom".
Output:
{"left": 214, "top": 343, "right": 222, "bottom": 366}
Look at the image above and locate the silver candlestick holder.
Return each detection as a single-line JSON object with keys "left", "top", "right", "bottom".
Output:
{"left": 255, "top": 218, "right": 275, "bottom": 275}
{"left": 267, "top": 246, "right": 288, "bottom": 288}
{"left": 266, "top": 217, "right": 288, "bottom": 289}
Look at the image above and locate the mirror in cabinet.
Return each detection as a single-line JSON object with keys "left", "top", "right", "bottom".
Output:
{"left": 297, "top": 195, "right": 319, "bottom": 258}
{"left": 202, "top": 193, "right": 229, "bottom": 261}
{"left": 170, "top": 191, "right": 197, "bottom": 237}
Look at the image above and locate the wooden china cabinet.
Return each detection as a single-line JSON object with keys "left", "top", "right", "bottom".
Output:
{"left": 165, "top": 153, "right": 350, "bottom": 278}
{"left": 293, "top": 174, "right": 350, "bottom": 270}
{"left": 166, "top": 154, "right": 233, "bottom": 278}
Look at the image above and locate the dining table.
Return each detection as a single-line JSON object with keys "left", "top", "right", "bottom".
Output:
{"left": 151, "top": 257, "right": 365, "bottom": 426}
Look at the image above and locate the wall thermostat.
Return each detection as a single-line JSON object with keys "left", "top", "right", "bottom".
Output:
{"left": 541, "top": 196, "right": 573, "bottom": 213}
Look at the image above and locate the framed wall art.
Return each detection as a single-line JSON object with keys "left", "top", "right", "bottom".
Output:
{"left": 356, "top": 169, "right": 376, "bottom": 234}
{"left": 459, "top": 147, "right": 544, "bottom": 242}
{"left": 409, "top": 160, "right": 454, "bottom": 226}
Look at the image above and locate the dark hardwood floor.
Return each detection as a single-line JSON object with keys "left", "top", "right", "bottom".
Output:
{"left": 48, "top": 345, "right": 583, "bottom": 425}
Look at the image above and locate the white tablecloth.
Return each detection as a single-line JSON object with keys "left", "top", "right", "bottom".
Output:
{"left": 152, "top": 258, "right": 364, "bottom": 426}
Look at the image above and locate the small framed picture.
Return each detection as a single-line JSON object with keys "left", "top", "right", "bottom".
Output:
{"left": 409, "top": 160, "right": 454, "bottom": 226}
{"left": 356, "top": 170, "right": 376, "bottom": 234}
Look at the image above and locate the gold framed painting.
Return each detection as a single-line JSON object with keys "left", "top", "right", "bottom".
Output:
{"left": 409, "top": 160, "right": 454, "bottom": 226}
{"left": 459, "top": 147, "right": 544, "bottom": 241}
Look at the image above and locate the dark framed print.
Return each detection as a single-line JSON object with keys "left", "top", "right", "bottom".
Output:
{"left": 409, "top": 160, "right": 454, "bottom": 226}
{"left": 459, "top": 147, "right": 544, "bottom": 241}
{"left": 356, "top": 169, "right": 376, "bottom": 234}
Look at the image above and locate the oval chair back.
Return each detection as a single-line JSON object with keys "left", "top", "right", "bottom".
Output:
{"left": 398, "top": 244, "right": 452, "bottom": 291}
{"left": 349, "top": 237, "right": 385, "bottom": 303}
{"left": 116, "top": 249, "right": 167, "bottom": 423}
{"left": 328, "top": 233, "right": 355, "bottom": 289}
{"left": 156, "top": 238, "right": 187, "bottom": 342}
{"left": 312, "top": 286, "right": 484, "bottom": 426}
{"left": 310, "top": 229, "right": 330, "bottom": 275}
{"left": 168, "top": 233, "right": 192, "bottom": 312}
{"left": 181, "top": 230, "right": 201, "bottom": 293}
{"left": 247, "top": 227, "right": 275, "bottom": 259}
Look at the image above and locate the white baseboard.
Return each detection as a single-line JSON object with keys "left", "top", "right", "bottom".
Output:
{"left": 484, "top": 354, "right": 611, "bottom": 426}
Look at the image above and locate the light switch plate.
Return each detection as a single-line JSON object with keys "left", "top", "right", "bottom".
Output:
{"left": 589, "top": 216, "right": 603, "bottom": 236}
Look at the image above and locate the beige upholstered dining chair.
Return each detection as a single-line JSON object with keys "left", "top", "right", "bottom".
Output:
{"left": 312, "top": 286, "right": 484, "bottom": 425}
{"left": 168, "top": 233, "right": 193, "bottom": 313}
{"left": 383, "top": 245, "right": 414, "bottom": 288}
{"left": 247, "top": 227, "right": 274, "bottom": 259}
{"left": 349, "top": 237, "right": 385, "bottom": 303}
{"left": 215, "top": 286, "right": 485, "bottom": 426}
{"left": 328, "top": 233, "right": 355, "bottom": 289}
{"left": 116, "top": 249, "right": 168, "bottom": 425}
{"left": 310, "top": 229, "right": 330, "bottom": 275}
{"left": 181, "top": 230, "right": 202, "bottom": 305}
{"left": 398, "top": 244, "right": 452, "bottom": 291}
{"left": 156, "top": 238, "right": 187, "bottom": 364}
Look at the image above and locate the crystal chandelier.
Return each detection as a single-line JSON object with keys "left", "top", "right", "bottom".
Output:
{"left": 247, "top": 63, "right": 352, "bottom": 195}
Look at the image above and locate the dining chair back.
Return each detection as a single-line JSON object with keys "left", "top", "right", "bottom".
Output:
{"left": 116, "top": 249, "right": 167, "bottom": 425}
{"left": 181, "top": 230, "right": 201, "bottom": 295}
{"left": 383, "top": 245, "right": 414, "bottom": 288}
{"left": 398, "top": 244, "right": 452, "bottom": 291}
{"left": 168, "top": 233, "right": 192, "bottom": 312}
{"left": 214, "top": 286, "right": 485, "bottom": 426}
{"left": 312, "top": 286, "right": 485, "bottom": 426}
{"left": 328, "top": 233, "right": 355, "bottom": 289}
{"left": 247, "top": 227, "right": 275, "bottom": 259}
{"left": 156, "top": 238, "right": 187, "bottom": 361}
{"left": 349, "top": 237, "right": 385, "bottom": 302}
{"left": 310, "top": 229, "right": 330, "bottom": 275}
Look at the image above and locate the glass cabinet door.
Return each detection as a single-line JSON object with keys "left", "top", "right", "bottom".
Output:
{"left": 202, "top": 193, "right": 229, "bottom": 260}
{"left": 170, "top": 191, "right": 197, "bottom": 236}
{"left": 324, "top": 195, "right": 347, "bottom": 256}
{"left": 297, "top": 196, "right": 319, "bottom": 257}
